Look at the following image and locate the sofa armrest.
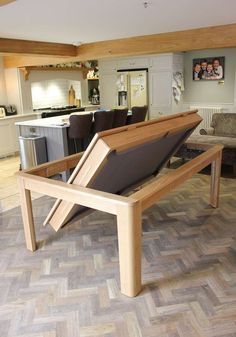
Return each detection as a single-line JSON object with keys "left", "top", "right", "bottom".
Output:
{"left": 200, "top": 127, "right": 214, "bottom": 135}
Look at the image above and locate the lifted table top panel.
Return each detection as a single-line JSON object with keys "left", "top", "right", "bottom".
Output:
{"left": 44, "top": 111, "right": 202, "bottom": 230}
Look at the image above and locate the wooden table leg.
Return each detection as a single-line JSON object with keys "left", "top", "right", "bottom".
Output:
{"left": 18, "top": 178, "right": 36, "bottom": 251}
{"left": 210, "top": 152, "right": 222, "bottom": 208}
{"left": 116, "top": 202, "right": 142, "bottom": 297}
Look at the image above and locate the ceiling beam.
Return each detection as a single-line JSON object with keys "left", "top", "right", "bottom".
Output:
{"left": 76, "top": 23, "right": 236, "bottom": 60}
{"left": 0, "top": 37, "right": 77, "bottom": 56}
{"left": 3, "top": 23, "right": 236, "bottom": 68}
{"left": 3, "top": 55, "right": 78, "bottom": 68}
{"left": 0, "top": 0, "right": 16, "bottom": 6}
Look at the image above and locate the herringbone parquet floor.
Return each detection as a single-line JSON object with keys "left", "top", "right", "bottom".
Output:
{"left": 0, "top": 172, "right": 236, "bottom": 337}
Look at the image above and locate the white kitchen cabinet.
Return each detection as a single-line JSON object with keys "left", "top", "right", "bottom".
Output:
{"left": 99, "top": 53, "right": 184, "bottom": 116}
{"left": 149, "top": 70, "right": 172, "bottom": 119}
{"left": 99, "top": 60, "right": 117, "bottom": 72}
{"left": 99, "top": 73, "right": 118, "bottom": 109}
{"left": 149, "top": 54, "right": 173, "bottom": 71}
{"left": 117, "top": 57, "right": 149, "bottom": 70}
{"left": 0, "top": 120, "right": 15, "bottom": 157}
{"left": 0, "top": 114, "right": 38, "bottom": 157}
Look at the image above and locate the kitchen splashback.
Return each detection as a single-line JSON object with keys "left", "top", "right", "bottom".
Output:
{"left": 31, "top": 79, "right": 81, "bottom": 109}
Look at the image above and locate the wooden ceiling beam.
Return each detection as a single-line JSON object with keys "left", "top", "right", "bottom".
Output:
{"left": 0, "top": 37, "right": 77, "bottom": 56}
{"left": 76, "top": 23, "right": 236, "bottom": 60}
{"left": 0, "top": 0, "right": 16, "bottom": 5}
{"left": 3, "top": 55, "right": 79, "bottom": 68}
{"left": 3, "top": 23, "right": 236, "bottom": 68}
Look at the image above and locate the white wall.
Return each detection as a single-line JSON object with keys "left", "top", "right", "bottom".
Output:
{"left": 183, "top": 48, "right": 236, "bottom": 112}
{"left": 18, "top": 69, "right": 86, "bottom": 113}
{"left": 0, "top": 57, "right": 8, "bottom": 104}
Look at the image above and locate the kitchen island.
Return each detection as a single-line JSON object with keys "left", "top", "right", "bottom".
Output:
{"left": 15, "top": 111, "right": 90, "bottom": 179}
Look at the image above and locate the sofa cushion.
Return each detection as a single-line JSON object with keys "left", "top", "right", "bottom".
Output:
{"left": 189, "top": 134, "right": 236, "bottom": 149}
{"left": 211, "top": 113, "right": 236, "bottom": 136}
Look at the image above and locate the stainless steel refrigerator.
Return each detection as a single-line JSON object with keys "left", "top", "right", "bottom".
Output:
{"left": 117, "top": 69, "right": 148, "bottom": 109}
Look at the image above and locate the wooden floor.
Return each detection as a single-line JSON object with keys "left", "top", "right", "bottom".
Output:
{"left": 0, "top": 166, "right": 235, "bottom": 337}
{"left": 0, "top": 155, "right": 42, "bottom": 212}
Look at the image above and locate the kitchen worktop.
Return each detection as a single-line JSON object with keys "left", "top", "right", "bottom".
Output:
{"left": 15, "top": 111, "right": 92, "bottom": 128}
{"left": 0, "top": 113, "right": 40, "bottom": 121}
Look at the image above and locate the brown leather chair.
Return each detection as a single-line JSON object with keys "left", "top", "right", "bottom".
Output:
{"left": 127, "top": 106, "right": 148, "bottom": 125}
{"left": 112, "top": 108, "right": 128, "bottom": 128}
{"left": 93, "top": 110, "right": 114, "bottom": 133}
{"left": 68, "top": 113, "right": 93, "bottom": 152}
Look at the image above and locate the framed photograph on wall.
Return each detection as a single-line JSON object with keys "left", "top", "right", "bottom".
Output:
{"left": 193, "top": 56, "right": 225, "bottom": 81}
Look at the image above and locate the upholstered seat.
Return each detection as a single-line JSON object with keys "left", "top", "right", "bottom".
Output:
{"left": 177, "top": 113, "right": 236, "bottom": 174}
{"left": 68, "top": 113, "right": 93, "bottom": 152}
{"left": 93, "top": 110, "right": 114, "bottom": 133}
{"left": 127, "top": 106, "right": 148, "bottom": 124}
{"left": 112, "top": 108, "right": 128, "bottom": 128}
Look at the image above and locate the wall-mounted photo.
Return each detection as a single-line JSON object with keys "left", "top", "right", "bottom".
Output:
{"left": 193, "top": 56, "right": 225, "bottom": 81}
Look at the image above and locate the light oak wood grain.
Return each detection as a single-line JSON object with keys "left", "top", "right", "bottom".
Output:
{"left": 3, "top": 23, "right": 236, "bottom": 67}
{"left": 0, "top": 37, "right": 76, "bottom": 56}
{"left": 18, "top": 176, "right": 36, "bottom": 251}
{"left": 17, "top": 111, "right": 223, "bottom": 297}
{"left": 132, "top": 144, "right": 223, "bottom": 211}
{"left": 0, "top": 0, "right": 16, "bottom": 5}
{"left": 117, "top": 202, "right": 142, "bottom": 297}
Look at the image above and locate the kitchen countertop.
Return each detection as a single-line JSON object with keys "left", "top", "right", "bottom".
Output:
{"left": 0, "top": 113, "right": 40, "bottom": 121}
{"left": 15, "top": 111, "right": 92, "bottom": 128}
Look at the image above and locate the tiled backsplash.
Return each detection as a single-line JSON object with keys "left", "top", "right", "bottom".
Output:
{"left": 31, "top": 79, "right": 81, "bottom": 109}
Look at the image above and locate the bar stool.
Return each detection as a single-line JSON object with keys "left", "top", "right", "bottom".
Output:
{"left": 112, "top": 108, "right": 128, "bottom": 128}
{"left": 127, "top": 105, "right": 148, "bottom": 125}
{"left": 68, "top": 113, "right": 93, "bottom": 153}
{"left": 93, "top": 110, "right": 114, "bottom": 133}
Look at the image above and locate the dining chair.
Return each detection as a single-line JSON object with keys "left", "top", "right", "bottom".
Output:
{"left": 112, "top": 108, "right": 128, "bottom": 128}
{"left": 93, "top": 110, "right": 114, "bottom": 133}
{"left": 68, "top": 113, "right": 93, "bottom": 152}
{"left": 127, "top": 105, "right": 148, "bottom": 125}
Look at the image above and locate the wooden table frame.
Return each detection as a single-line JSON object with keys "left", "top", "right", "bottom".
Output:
{"left": 17, "top": 141, "right": 222, "bottom": 297}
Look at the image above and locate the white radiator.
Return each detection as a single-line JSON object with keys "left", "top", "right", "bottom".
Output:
{"left": 190, "top": 106, "right": 222, "bottom": 134}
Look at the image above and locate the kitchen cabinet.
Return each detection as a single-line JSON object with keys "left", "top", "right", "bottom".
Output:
{"left": 0, "top": 120, "right": 14, "bottom": 157}
{"left": 99, "top": 60, "right": 117, "bottom": 72}
{"left": 0, "top": 114, "right": 39, "bottom": 157}
{"left": 99, "top": 73, "right": 118, "bottom": 109}
{"left": 149, "top": 54, "right": 172, "bottom": 71}
{"left": 99, "top": 53, "right": 184, "bottom": 116}
{"left": 148, "top": 54, "right": 184, "bottom": 118}
{"left": 117, "top": 57, "right": 149, "bottom": 70}
{"left": 149, "top": 70, "right": 172, "bottom": 118}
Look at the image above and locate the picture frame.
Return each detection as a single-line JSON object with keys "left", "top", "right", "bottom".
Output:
{"left": 193, "top": 56, "right": 225, "bottom": 81}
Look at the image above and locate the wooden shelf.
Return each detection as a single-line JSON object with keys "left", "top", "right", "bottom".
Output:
{"left": 26, "top": 66, "right": 82, "bottom": 71}
{"left": 19, "top": 66, "right": 98, "bottom": 81}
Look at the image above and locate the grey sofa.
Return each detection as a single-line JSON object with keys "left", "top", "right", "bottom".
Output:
{"left": 176, "top": 113, "right": 236, "bottom": 174}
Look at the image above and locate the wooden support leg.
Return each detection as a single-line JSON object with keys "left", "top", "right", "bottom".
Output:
{"left": 210, "top": 152, "right": 222, "bottom": 208}
{"left": 18, "top": 178, "right": 36, "bottom": 251}
{"left": 116, "top": 202, "right": 142, "bottom": 297}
